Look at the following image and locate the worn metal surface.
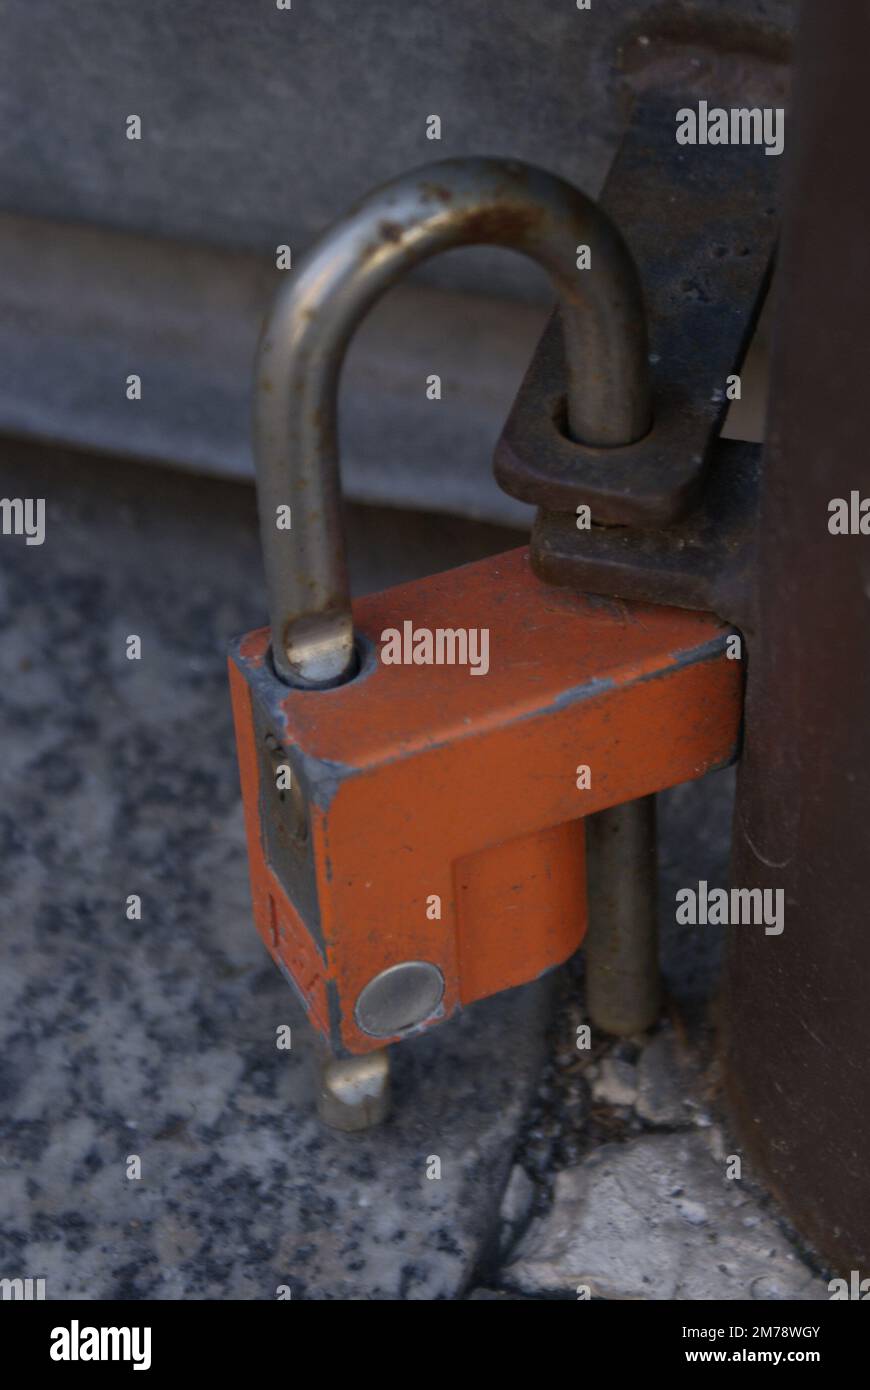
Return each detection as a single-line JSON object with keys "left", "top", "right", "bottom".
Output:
{"left": 585, "top": 797, "right": 661, "bottom": 1036}
{"left": 254, "top": 156, "right": 650, "bottom": 685}
{"left": 724, "top": 0, "right": 870, "bottom": 1274}
{"left": 495, "top": 86, "right": 780, "bottom": 526}
{"left": 531, "top": 440, "right": 761, "bottom": 632}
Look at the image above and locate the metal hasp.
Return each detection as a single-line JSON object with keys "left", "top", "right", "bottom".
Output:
{"left": 724, "top": 1, "right": 870, "bottom": 1274}
{"left": 229, "top": 548, "right": 741, "bottom": 1056}
{"left": 253, "top": 156, "right": 650, "bottom": 687}
{"left": 494, "top": 76, "right": 783, "bottom": 627}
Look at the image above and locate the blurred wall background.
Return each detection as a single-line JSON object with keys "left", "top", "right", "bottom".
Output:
{"left": 0, "top": 0, "right": 793, "bottom": 523}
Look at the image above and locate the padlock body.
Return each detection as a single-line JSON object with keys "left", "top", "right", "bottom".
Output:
{"left": 229, "top": 547, "right": 741, "bottom": 1055}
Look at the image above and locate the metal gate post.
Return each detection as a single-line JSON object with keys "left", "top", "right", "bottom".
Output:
{"left": 724, "top": 0, "right": 870, "bottom": 1272}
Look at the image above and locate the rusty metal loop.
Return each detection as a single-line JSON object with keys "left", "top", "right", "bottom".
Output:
{"left": 254, "top": 156, "right": 650, "bottom": 686}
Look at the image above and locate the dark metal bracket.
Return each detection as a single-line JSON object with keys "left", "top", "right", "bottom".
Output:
{"left": 494, "top": 88, "right": 781, "bottom": 629}
{"left": 532, "top": 438, "right": 760, "bottom": 635}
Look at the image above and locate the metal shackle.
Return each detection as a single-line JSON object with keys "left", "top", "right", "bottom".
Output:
{"left": 254, "top": 156, "right": 651, "bottom": 687}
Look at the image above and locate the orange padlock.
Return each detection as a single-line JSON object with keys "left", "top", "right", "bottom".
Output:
{"left": 230, "top": 547, "right": 740, "bottom": 1055}
{"left": 228, "top": 158, "right": 742, "bottom": 1057}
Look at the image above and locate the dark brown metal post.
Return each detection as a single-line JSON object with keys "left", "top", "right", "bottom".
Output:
{"left": 724, "top": 0, "right": 870, "bottom": 1272}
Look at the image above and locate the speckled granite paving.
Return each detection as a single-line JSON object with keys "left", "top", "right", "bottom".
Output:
{"left": 0, "top": 440, "right": 548, "bottom": 1299}
{"left": 0, "top": 439, "right": 823, "bottom": 1301}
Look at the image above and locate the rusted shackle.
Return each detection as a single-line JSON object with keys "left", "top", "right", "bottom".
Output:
{"left": 253, "top": 156, "right": 651, "bottom": 687}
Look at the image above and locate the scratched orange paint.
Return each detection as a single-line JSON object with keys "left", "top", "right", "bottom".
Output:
{"left": 229, "top": 548, "right": 742, "bottom": 1054}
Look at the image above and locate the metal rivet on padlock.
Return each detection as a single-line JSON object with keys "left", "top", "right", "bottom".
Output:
{"left": 354, "top": 960, "right": 446, "bottom": 1039}
{"left": 253, "top": 156, "right": 651, "bottom": 689}
{"left": 227, "top": 156, "right": 737, "bottom": 1132}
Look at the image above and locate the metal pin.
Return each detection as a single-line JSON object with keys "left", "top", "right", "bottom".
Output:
{"left": 584, "top": 795, "right": 661, "bottom": 1035}
{"left": 315, "top": 1047, "right": 391, "bottom": 1132}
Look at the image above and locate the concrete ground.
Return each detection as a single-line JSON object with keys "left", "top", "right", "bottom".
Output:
{"left": 0, "top": 438, "right": 826, "bottom": 1299}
